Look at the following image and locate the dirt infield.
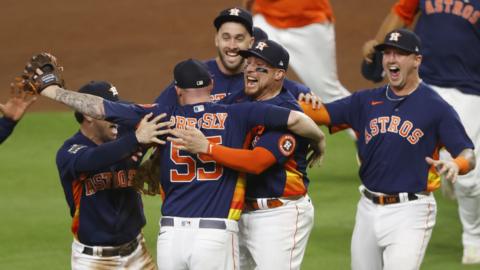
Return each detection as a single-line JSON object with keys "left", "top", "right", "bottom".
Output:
{"left": 0, "top": 0, "right": 395, "bottom": 111}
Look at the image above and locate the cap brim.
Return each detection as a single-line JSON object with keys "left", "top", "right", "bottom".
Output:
{"left": 214, "top": 17, "right": 253, "bottom": 35}
{"left": 374, "top": 43, "right": 418, "bottom": 54}
{"left": 239, "top": 50, "right": 277, "bottom": 69}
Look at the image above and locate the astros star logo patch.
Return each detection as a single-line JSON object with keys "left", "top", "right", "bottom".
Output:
{"left": 255, "top": 41, "right": 268, "bottom": 51}
{"left": 389, "top": 32, "right": 401, "bottom": 42}
{"left": 229, "top": 8, "right": 240, "bottom": 16}
{"left": 278, "top": 134, "right": 296, "bottom": 156}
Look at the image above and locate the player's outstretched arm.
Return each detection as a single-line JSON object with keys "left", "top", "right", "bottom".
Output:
{"left": 287, "top": 110, "right": 326, "bottom": 143}
{"left": 168, "top": 127, "right": 277, "bottom": 174}
{"left": 425, "top": 148, "right": 476, "bottom": 183}
{"left": 41, "top": 85, "right": 106, "bottom": 120}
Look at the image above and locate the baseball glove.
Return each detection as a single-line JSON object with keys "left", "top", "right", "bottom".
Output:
{"left": 361, "top": 51, "right": 384, "bottom": 83}
{"left": 132, "top": 149, "right": 162, "bottom": 196}
{"left": 22, "top": 52, "right": 64, "bottom": 93}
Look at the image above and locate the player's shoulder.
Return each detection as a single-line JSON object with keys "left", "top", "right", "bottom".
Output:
{"left": 284, "top": 78, "right": 310, "bottom": 93}
{"left": 417, "top": 83, "right": 456, "bottom": 110}
{"left": 57, "top": 132, "right": 91, "bottom": 156}
{"left": 56, "top": 132, "right": 91, "bottom": 165}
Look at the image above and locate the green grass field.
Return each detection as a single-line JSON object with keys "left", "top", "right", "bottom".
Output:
{"left": 0, "top": 112, "right": 476, "bottom": 269}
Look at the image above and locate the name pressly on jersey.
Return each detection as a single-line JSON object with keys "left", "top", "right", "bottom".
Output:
{"left": 84, "top": 169, "right": 136, "bottom": 196}
{"left": 170, "top": 113, "right": 228, "bottom": 130}
{"left": 365, "top": 115, "right": 425, "bottom": 145}
{"left": 425, "top": 0, "right": 480, "bottom": 24}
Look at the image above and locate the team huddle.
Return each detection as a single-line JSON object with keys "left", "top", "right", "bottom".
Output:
{"left": 2, "top": 0, "right": 480, "bottom": 269}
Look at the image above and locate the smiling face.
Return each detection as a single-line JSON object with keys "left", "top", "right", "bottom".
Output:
{"left": 382, "top": 47, "right": 422, "bottom": 92}
{"left": 243, "top": 56, "right": 285, "bottom": 100}
{"left": 215, "top": 22, "right": 253, "bottom": 75}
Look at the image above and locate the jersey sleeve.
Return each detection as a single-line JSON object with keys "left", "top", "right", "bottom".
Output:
{"left": 393, "top": 0, "right": 420, "bottom": 26}
{"left": 437, "top": 105, "right": 474, "bottom": 157}
{"left": 283, "top": 78, "right": 311, "bottom": 98}
{"left": 0, "top": 117, "right": 17, "bottom": 144}
{"left": 104, "top": 100, "right": 163, "bottom": 128}
{"left": 323, "top": 92, "right": 363, "bottom": 132}
{"left": 56, "top": 132, "right": 140, "bottom": 179}
{"left": 244, "top": 103, "right": 291, "bottom": 130}
{"left": 254, "top": 131, "right": 297, "bottom": 165}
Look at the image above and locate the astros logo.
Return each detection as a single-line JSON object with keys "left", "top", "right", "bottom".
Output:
{"left": 278, "top": 134, "right": 296, "bottom": 156}
{"left": 229, "top": 8, "right": 240, "bottom": 16}
{"left": 256, "top": 42, "right": 268, "bottom": 51}
{"left": 109, "top": 86, "right": 119, "bottom": 96}
{"left": 389, "top": 32, "right": 401, "bottom": 42}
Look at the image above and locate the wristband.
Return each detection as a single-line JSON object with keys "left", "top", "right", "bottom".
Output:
{"left": 453, "top": 156, "right": 470, "bottom": 175}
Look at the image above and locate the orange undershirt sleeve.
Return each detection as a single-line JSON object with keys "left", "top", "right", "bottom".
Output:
{"left": 200, "top": 144, "right": 276, "bottom": 175}
{"left": 299, "top": 101, "right": 331, "bottom": 125}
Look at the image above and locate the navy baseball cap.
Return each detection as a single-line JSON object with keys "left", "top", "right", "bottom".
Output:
{"left": 361, "top": 51, "right": 384, "bottom": 83}
{"left": 214, "top": 7, "right": 253, "bottom": 36}
{"left": 253, "top": 26, "right": 268, "bottom": 41}
{"left": 75, "top": 80, "right": 119, "bottom": 123}
{"left": 78, "top": 80, "right": 119, "bottom": 101}
{"left": 375, "top": 28, "right": 421, "bottom": 55}
{"left": 174, "top": 59, "right": 212, "bottom": 89}
{"left": 239, "top": 39, "right": 289, "bottom": 70}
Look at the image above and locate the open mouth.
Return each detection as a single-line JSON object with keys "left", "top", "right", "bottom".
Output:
{"left": 388, "top": 66, "right": 400, "bottom": 79}
{"left": 246, "top": 75, "right": 258, "bottom": 88}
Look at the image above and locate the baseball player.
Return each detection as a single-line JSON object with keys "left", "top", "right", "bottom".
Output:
{"left": 21, "top": 55, "right": 324, "bottom": 269}
{"left": 56, "top": 81, "right": 163, "bottom": 270}
{"left": 362, "top": 0, "right": 480, "bottom": 264}
{"left": 244, "top": 0, "right": 350, "bottom": 103}
{"left": 155, "top": 7, "right": 311, "bottom": 106}
{"left": 300, "top": 29, "right": 476, "bottom": 270}
{"left": 169, "top": 40, "right": 318, "bottom": 270}
{"left": 0, "top": 88, "right": 36, "bottom": 144}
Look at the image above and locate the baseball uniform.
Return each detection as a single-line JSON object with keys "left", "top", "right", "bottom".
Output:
{"left": 103, "top": 95, "right": 295, "bottom": 270}
{"left": 56, "top": 81, "right": 156, "bottom": 270}
{"left": 57, "top": 130, "right": 155, "bottom": 270}
{"left": 250, "top": 0, "right": 350, "bottom": 103}
{"left": 302, "top": 81, "right": 474, "bottom": 270}
{"left": 238, "top": 88, "right": 314, "bottom": 270}
{"left": 392, "top": 0, "right": 480, "bottom": 263}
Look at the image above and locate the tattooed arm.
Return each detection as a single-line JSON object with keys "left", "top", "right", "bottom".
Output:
{"left": 41, "top": 85, "right": 106, "bottom": 119}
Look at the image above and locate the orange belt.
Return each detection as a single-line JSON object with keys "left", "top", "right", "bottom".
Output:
{"left": 244, "top": 195, "right": 304, "bottom": 211}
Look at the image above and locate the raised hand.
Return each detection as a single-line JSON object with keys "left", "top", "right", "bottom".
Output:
{"left": 135, "top": 113, "right": 171, "bottom": 145}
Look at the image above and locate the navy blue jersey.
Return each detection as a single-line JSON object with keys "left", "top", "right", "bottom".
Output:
{"left": 0, "top": 117, "right": 16, "bottom": 144}
{"left": 395, "top": 0, "right": 480, "bottom": 95}
{"left": 155, "top": 59, "right": 310, "bottom": 105}
{"left": 104, "top": 101, "right": 291, "bottom": 220}
{"left": 56, "top": 131, "right": 145, "bottom": 246}
{"left": 245, "top": 88, "right": 310, "bottom": 198}
{"left": 325, "top": 83, "right": 474, "bottom": 193}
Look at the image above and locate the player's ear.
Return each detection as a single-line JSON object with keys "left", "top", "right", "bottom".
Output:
{"left": 274, "top": 69, "right": 285, "bottom": 81}
{"left": 83, "top": 115, "right": 93, "bottom": 122}
{"left": 175, "top": 86, "right": 182, "bottom": 97}
{"left": 414, "top": 54, "right": 422, "bottom": 69}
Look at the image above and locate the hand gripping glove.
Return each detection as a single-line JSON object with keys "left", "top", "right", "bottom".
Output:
{"left": 23, "top": 52, "right": 65, "bottom": 93}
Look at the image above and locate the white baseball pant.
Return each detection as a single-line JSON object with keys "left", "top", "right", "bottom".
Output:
{"left": 428, "top": 85, "right": 480, "bottom": 260}
{"left": 239, "top": 195, "right": 314, "bottom": 270}
{"left": 156, "top": 216, "right": 239, "bottom": 270}
{"left": 351, "top": 186, "right": 437, "bottom": 270}
{"left": 253, "top": 14, "right": 350, "bottom": 103}
{"left": 71, "top": 234, "right": 156, "bottom": 270}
